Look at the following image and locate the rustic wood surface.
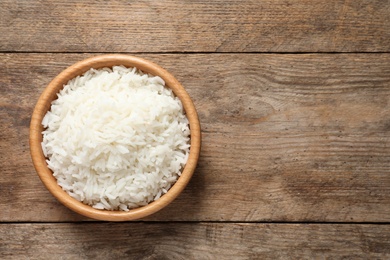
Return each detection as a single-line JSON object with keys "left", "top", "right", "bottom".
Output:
{"left": 1, "top": 0, "right": 389, "bottom": 52}
{"left": 1, "top": 223, "right": 389, "bottom": 259}
{"left": 1, "top": 53, "right": 390, "bottom": 223}
{"left": 1, "top": 0, "right": 390, "bottom": 258}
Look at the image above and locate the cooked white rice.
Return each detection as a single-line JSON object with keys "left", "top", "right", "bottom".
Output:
{"left": 41, "top": 66, "right": 190, "bottom": 211}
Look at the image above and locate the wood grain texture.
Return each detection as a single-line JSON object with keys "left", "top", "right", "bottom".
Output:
{"left": 1, "top": 223, "right": 390, "bottom": 259}
{"left": 1, "top": 53, "right": 390, "bottom": 222}
{"left": 0, "top": 0, "right": 389, "bottom": 53}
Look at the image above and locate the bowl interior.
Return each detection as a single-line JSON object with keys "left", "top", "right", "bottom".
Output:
{"left": 30, "top": 54, "right": 201, "bottom": 221}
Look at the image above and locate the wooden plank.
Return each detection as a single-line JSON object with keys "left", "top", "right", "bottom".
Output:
{"left": 1, "top": 53, "right": 390, "bottom": 222}
{"left": 0, "top": 0, "right": 389, "bottom": 53}
{"left": 1, "top": 223, "right": 389, "bottom": 259}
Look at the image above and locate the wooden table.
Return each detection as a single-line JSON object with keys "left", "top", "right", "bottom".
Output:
{"left": 1, "top": 1, "right": 390, "bottom": 258}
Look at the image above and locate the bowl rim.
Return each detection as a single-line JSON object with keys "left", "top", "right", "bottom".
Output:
{"left": 29, "top": 54, "right": 201, "bottom": 221}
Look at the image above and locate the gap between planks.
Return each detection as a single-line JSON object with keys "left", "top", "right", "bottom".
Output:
{"left": 1, "top": 51, "right": 390, "bottom": 55}
{"left": 1, "top": 221, "right": 390, "bottom": 225}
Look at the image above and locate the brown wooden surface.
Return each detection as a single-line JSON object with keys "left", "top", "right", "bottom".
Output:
{"left": 1, "top": 53, "right": 390, "bottom": 222}
{"left": 1, "top": 0, "right": 390, "bottom": 258}
{"left": 1, "top": 223, "right": 390, "bottom": 259}
{"left": 1, "top": 0, "right": 389, "bottom": 53}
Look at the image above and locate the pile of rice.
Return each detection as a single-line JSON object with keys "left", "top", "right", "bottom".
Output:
{"left": 41, "top": 66, "right": 190, "bottom": 211}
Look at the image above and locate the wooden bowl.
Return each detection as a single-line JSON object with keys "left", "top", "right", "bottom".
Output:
{"left": 29, "top": 54, "right": 201, "bottom": 221}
